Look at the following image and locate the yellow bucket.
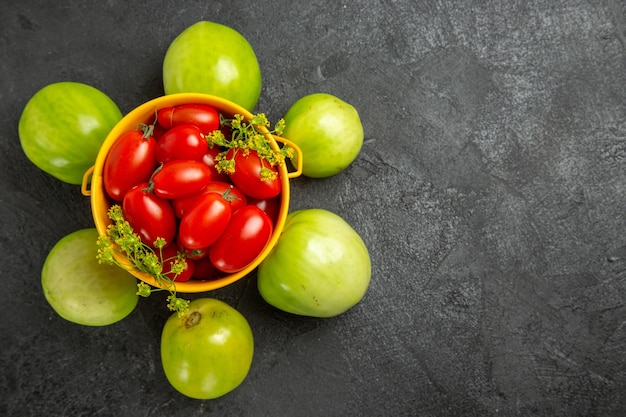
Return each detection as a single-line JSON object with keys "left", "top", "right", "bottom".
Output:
{"left": 82, "top": 93, "right": 302, "bottom": 293}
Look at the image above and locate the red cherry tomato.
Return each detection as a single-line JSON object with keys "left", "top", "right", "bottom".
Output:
{"left": 209, "top": 205, "right": 273, "bottom": 273}
{"left": 248, "top": 196, "right": 280, "bottom": 224}
{"left": 156, "top": 124, "right": 207, "bottom": 163}
{"left": 192, "top": 257, "right": 223, "bottom": 281}
{"left": 103, "top": 126, "right": 157, "bottom": 201}
{"left": 122, "top": 183, "right": 177, "bottom": 247}
{"left": 157, "top": 103, "right": 220, "bottom": 134}
{"left": 178, "top": 193, "right": 232, "bottom": 250}
{"left": 227, "top": 149, "right": 281, "bottom": 199}
{"left": 159, "top": 245, "right": 195, "bottom": 282}
{"left": 151, "top": 160, "right": 212, "bottom": 199}
{"left": 172, "top": 181, "right": 247, "bottom": 218}
{"left": 202, "top": 147, "right": 230, "bottom": 182}
{"left": 151, "top": 122, "right": 167, "bottom": 140}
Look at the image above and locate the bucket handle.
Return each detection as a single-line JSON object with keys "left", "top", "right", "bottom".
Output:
{"left": 81, "top": 165, "right": 94, "bottom": 197}
{"left": 273, "top": 136, "right": 303, "bottom": 179}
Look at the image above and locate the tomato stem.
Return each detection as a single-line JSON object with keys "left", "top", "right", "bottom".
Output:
{"left": 137, "top": 122, "right": 155, "bottom": 140}
{"left": 144, "top": 163, "right": 163, "bottom": 193}
{"left": 220, "top": 186, "right": 240, "bottom": 203}
{"left": 184, "top": 311, "right": 202, "bottom": 328}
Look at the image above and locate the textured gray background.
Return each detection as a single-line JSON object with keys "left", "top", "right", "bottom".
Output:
{"left": 1, "top": 1, "right": 625, "bottom": 416}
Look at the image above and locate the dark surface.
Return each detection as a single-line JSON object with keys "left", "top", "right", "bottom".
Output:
{"left": 1, "top": 1, "right": 625, "bottom": 416}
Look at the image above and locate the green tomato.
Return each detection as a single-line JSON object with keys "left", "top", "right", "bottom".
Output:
{"left": 282, "top": 93, "right": 364, "bottom": 178}
{"left": 258, "top": 209, "right": 371, "bottom": 318}
{"left": 163, "top": 21, "right": 262, "bottom": 111}
{"left": 19, "top": 82, "right": 122, "bottom": 184}
{"left": 41, "top": 228, "right": 138, "bottom": 326}
{"left": 161, "top": 298, "right": 254, "bottom": 399}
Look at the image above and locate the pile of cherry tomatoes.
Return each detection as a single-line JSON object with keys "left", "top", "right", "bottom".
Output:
{"left": 102, "top": 103, "right": 281, "bottom": 282}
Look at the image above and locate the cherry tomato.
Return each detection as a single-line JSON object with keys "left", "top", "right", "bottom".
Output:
{"left": 178, "top": 193, "right": 232, "bottom": 250}
{"left": 172, "top": 181, "right": 247, "bottom": 218}
{"left": 248, "top": 196, "right": 280, "bottom": 223}
{"left": 209, "top": 205, "right": 273, "bottom": 273}
{"left": 122, "top": 183, "right": 177, "bottom": 247}
{"left": 151, "top": 122, "right": 167, "bottom": 140}
{"left": 202, "top": 147, "right": 230, "bottom": 182}
{"left": 192, "top": 257, "right": 223, "bottom": 281}
{"left": 227, "top": 149, "right": 281, "bottom": 199}
{"left": 103, "top": 125, "right": 157, "bottom": 201}
{"left": 159, "top": 245, "right": 195, "bottom": 282}
{"left": 151, "top": 160, "right": 212, "bottom": 199}
{"left": 157, "top": 103, "right": 220, "bottom": 134}
{"left": 155, "top": 124, "right": 207, "bottom": 163}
